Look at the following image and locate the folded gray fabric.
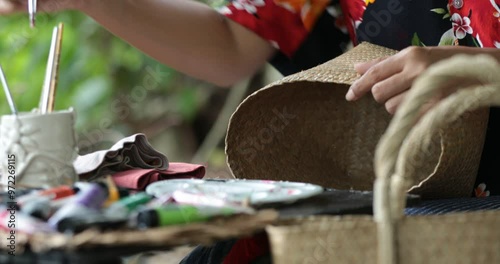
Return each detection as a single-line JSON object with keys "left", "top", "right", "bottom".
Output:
{"left": 73, "top": 133, "right": 169, "bottom": 180}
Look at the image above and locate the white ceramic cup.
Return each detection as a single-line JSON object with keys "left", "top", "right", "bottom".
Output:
{"left": 0, "top": 108, "right": 79, "bottom": 189}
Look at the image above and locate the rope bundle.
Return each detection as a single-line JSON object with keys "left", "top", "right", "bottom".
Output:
{"left": 374, "top": 54, "right": 500, "bottom": 264}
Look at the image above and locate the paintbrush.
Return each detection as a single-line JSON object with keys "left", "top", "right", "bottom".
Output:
{"left": 28, "top": 0, "right": 37, "bottom": 28}
{"left": 40, "top": 23, "right": 64, "bottom": 114}
{"left": 0, "top": 65, "right": 17, "bottom": 115}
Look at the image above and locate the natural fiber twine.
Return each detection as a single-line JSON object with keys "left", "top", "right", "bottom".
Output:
{"left": 265, "top": 54, "right": 500, "bottom": 264}
{"left": 225, "top": 42, "right": 488, "bottom": 199}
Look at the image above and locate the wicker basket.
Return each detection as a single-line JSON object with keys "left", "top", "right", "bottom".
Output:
{"left": 264, "top": 53, "right": 500, "bottom": 264}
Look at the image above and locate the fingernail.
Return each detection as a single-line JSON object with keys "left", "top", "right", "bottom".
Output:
{"left": 346, "top": 89, "right": 355, "bottom": 101}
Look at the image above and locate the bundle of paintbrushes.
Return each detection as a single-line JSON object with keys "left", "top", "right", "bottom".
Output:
{"left": 0, "top": 22, "right": 64, "bottom": 115}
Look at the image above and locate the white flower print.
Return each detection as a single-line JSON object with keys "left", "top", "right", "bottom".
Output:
{"left": 476, "top": 34, "right": 484, "bottom": 47}
{"left": 495, "top": 41, "right": 500, "bottom": 48}
{"left": 274, "top": 2, "right": 295, "bottom": 13}
{"left": 451, "top": 13, "right": 473, "bottom": 39}
{"left": 232, "top": 0, "right": 265, "bottom": 14}
{"left": 270, "top": 40, "right": 280, "bottom": 49}
{"left": 474, "top": 183, "right": 490, "bottom": 197}
{"left": 218, "top": 6, "right": 233, "bottom": 15}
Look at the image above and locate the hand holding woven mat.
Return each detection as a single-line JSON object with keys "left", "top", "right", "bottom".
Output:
{"left": 266, "top": 53, "right": 500, "bottom": 264}
{"left": 226, "top": 42, "right": 488, "bottom": 199}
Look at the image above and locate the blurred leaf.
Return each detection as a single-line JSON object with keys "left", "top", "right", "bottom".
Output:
{"left": 178, "top": 87, "right": 202, "bottom": 121}
{"left": 72, "top": 77, "right": 111, "bottom": 110}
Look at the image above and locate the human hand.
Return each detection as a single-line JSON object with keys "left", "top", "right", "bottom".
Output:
{"left": 0, "top": 0, "right": 85, "bottom": 14}
{"left": 345, "top": 46, "right": 456, "bottom": 114}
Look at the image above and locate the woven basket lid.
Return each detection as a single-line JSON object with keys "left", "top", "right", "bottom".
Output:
{"left": 225, "top": 42, "right": 489, "bottom": 199}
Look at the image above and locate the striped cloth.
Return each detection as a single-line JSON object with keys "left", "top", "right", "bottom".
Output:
{"left": 405, "top": 196, "right": 500, "bottom": 215}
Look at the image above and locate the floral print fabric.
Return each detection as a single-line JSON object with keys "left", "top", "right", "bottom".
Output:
{"left": 219, "top": 0, "right": 500, "bottom": 60}
{"left": 219, "top": 0, "right": 338, "bottom": 57}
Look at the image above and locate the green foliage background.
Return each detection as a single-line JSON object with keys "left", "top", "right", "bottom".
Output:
{"left": 0, "top": 9, "right": 228, "bottom": 165}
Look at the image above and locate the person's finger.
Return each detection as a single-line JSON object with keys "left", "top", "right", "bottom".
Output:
{"left": 354, "top": 57, "right": 387, "bottom": 75}
{"left": 389, "top": 76, "right": 482, "bottom": 117}
{"left": 384, "top": 92, "right": 439, "bottom": 116}
{"left": 346, "top": 55, "right": 402, "bottom": 101}
{"left": 371, "top": 72, "right": 412, "bottom": 103}
{"left": 384, "top": 92, "right": 406, "bottom": 114}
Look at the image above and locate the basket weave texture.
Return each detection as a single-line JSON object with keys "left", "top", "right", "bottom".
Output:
{"left": 225, "top": 42, "right": 489, "bottom": 199}
{"left": 267, "top": 212, "right": 500, "bottom": 264}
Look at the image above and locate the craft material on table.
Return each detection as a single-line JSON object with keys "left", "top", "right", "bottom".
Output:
{"left": 102, "top": 175, "right": 121, "bottom": 207}
{"left": 0, "top": 209, "right": 278, "bottom": 255}
{"left": 17, "top": 185, "right": 79, "bottom": 219}
{"left": 135, "top": 204, "right": 237, "bottom": 228}
{"left": 73, "top": 133, "right": 169, "bottom": 180}
{"left": 48, "top": 182, "right": 108, "bottom": 231}
{"left": 105, "top": 192, "right": 153, "bottom": 218}
{"left": 111, "top": 162, "right": 206, "bottom": 190}
{"left": 0, "top": 109, "right": 79, "bottom": 189}
{"left": 39, "top": 23, "right": 64, "bottom": 114}
{"left": 0, "top": 206, "right": 53, "bottom": 234}
{"left": 146, "top": 179, "right": 324, "bottom": 207}
{"left": 273, "top": 188, "right": 420, "bottom": 218}
{"left": 0, "top": 65, "right": 17, "bottom": 115}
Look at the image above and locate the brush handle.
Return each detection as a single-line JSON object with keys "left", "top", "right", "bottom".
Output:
{"left": 40, "top": 23, "right": 64, "bottom": 114}
{"left": 47, "top": 23, "right": 64, "bottom": 113}
{"left": 28, "top": 0, "right": 37, "bottom": 27}
{"left": 0, "top": 65, "right": 17, "bottom": 115}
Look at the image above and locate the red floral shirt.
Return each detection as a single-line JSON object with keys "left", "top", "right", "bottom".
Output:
{"left": 220, "top": 0, "right": 500, "bottom": 53}
{"left": 219, "top": 0, "right": 500, "bottom": 196}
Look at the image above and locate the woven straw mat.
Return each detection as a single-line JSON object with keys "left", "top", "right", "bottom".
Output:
{"left": 225, "top": 42, "right": 489, "bottom": 199}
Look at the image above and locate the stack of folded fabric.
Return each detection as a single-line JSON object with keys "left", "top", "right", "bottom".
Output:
{"left": 73, "top": 133, "right": 205, "bottom": 190}
{"left": 111, "top": 164, "right": 206, "bottom": 190}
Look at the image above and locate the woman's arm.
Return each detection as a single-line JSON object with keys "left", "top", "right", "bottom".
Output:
{"left": 0, "top": 0, "right": 276, "bottom": 87}
{"left": 346, "top": 46, "right": 500, "bottom": 114}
